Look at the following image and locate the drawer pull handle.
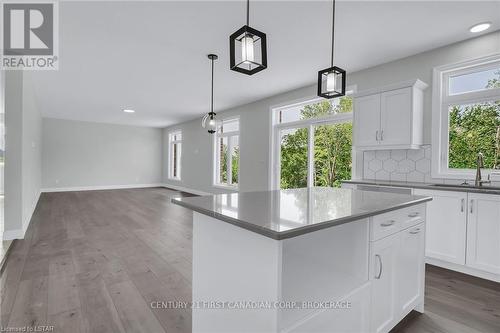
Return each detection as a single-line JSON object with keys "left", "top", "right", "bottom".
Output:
{"left": 380, "top": 220, "right": 395, "bottom": 227}
{"left": 375, "top": 254, "right": 383, "bottom": 279}
{"left": 410, "top": 228, "right": 421, "bottom": 234}
{"left": 408, "top": 212, "right": 419, "bottom": 218}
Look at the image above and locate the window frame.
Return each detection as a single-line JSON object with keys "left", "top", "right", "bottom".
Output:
{"left": 270, "top": 87, "right": 357, "bottom": 190}
{"left": 213, "top": 117, "right": 240, "bottom": 189}
{"left": 167, "top": 130, "right": 182, "bottom": 181}
{"left": 431, "top": 54, "right": 500, "bottom": 179}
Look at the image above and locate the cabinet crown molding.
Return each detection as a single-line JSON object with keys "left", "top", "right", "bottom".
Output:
{"left": 353, "top": 79, "right": 428, "bottom": 99}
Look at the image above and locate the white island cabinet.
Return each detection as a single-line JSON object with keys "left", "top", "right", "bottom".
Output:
{"left": 172, "top": 187, "right": 431, "bottom": 333}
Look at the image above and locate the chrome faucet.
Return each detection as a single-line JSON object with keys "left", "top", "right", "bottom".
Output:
{"left": 475, "top": 153, "right": 491, "bottom": 187}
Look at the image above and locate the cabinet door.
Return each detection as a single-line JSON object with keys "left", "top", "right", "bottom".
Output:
{"left": 467, "top": 193, "right": 500, "bottom": 274}
{"left": 380, "top": 88, "right": 411, "bottom": 146}
{"left": 397, "top": 223, "right": 425, "bottom": 317}
{"left": 413, "top": 189, "right": 467, "bottom": 265}
{"left": 354, "top": 93, "right": 381, "bottom": 147}
{"left": 370, "top": 233, "right": 399, "bottom": 333}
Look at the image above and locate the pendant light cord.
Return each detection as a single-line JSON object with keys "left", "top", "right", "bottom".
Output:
{"left": 210, "top": 58, "right": 214, "bottom": 114}
{"left": 246, "top": 0, "right": 250, "bottom": 26}
{"left": 330, "top": 0, "right": 336, "bottom": 67}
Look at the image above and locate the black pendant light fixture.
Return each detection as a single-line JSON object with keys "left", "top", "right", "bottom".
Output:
{"left": 318, "top": 0, "right": 346, "bottom": 99}
{"left": 229, "top": 0, "right": 267, "bottom": 75}
{"left": 202, "top": 54, "right": 218, "bottom": 134}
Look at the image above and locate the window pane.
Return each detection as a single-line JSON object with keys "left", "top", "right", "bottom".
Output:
{"left": 218, "top": 137, "right": 228, "bottom": 184}
{"left": 277, "top": 96, "right": 353, "bottom": 124}
{"left": 314, "top": 122, "right": 352, "bottom": 188}
{"left": 218, "top": 119, "right": 239, "bottom": 134}
{"left": 280, "top": 127, "right": 308, "bottom": 189}
{"left": 173, "top": 143, "right": 177, "bottom": 177}
{"left": 230, "top": 136, "right": 239, "bottom": 185}
{"left": 448, "top": 100, "right": 500, "bottom": 169}
{"left": 449, "top": 68, "right": 500, "bottom": 95}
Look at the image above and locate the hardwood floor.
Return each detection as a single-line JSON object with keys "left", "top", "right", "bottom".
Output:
{"left": 1, "top": 187, "right": 499, "bottom": 333}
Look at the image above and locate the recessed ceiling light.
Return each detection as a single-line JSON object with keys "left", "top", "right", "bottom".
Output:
{"left": 123, "top": 109, "right": 135, "bottom": 113}
{"left": 469, "top": 22, "right": 491, "bottom": 33}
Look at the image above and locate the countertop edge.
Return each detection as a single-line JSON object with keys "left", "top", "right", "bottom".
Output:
{"left": 343, "top": 180, "right": 500, "bottom": 195}
{"left": 171, "top": 196, "right": 432, "bottom": 240}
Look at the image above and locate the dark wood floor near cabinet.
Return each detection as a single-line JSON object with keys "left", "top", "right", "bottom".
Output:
{"left": 1, "top": 188, "right": 499, "bottom": 333}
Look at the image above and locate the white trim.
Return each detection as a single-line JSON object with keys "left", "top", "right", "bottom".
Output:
{"left": 353, "top": 79, "right": 427, "bottom": 98}
{"left": 3, "top": 228, "right": 24, "bottom": 241}
{"left": 431, "top": 53, "right": 500, "bottom": 180}
{"left": 162, "top": 183, "right": 213, "bottom": 196}
{"left": 426, "top": 257, "right": 500, "bottom": 283}
{"left": 3, "top": 190, "right": 41, "bottom": 240}
{"left": 42, "top": 183, "right": 164, "bottom": 193}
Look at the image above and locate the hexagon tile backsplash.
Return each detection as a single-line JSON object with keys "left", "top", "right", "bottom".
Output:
{"left": 363, "top": 145, "right": 432, "bottom": 182}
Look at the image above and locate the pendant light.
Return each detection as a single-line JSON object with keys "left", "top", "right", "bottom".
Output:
{"left": 202, "top": 54, "right": 218, "bottom": 134}
{"left": 229, "top": 0, "right": 267, "bottom": 75}
{"left": 317, "top": 0, "right": 346, "bottom": 99}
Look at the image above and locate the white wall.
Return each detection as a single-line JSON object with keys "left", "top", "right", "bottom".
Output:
{"left": 163, "top": 31, "right": 500, "bottom": 194}
{"left": 4, "top": 73, "right": 43, "bottom": 240}
{"left": 42, "top": 118, "right": 163, "bottom": 190}
{"left": 4, "top": 71, "right": 23, "bottom": 238}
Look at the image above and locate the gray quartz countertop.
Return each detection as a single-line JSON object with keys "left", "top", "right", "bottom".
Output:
{"left": 343, "top": 179, "right": 500, "bottom": 195}
{"left": 171, "top": 187, "right": 431, "bottom": 240}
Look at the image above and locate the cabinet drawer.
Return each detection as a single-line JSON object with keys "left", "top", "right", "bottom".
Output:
{"left": 371, "top": 205, "right": 425, "bottom": 241}
{"left": 400, "top": 204, "right": 425, "bottom": 230}
{"left": 371, "top": 211, "right": 401, "bottom": 241}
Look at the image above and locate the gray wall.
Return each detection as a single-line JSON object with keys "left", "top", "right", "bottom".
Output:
{"left": 163, "top": 31, "right": 500, "bottom": 194}
{"left": 4, "top": 73, "right": 43, "bottom": 239}
{"left": 42, "top": 118, "right": 163, "bottom": 189}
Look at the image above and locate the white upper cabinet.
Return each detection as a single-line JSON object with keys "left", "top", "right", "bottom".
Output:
{"left": 467, "top": 193, "right": 500, "bottom": 275}
{"left": 354, "top": 94, "right": 381, "bottom": 147}
{"left": 353, "top": 80, "right": 427, "bottom": 150}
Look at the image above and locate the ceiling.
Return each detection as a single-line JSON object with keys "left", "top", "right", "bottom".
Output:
{"left": 27, "top": 1, "right": 500, "bottom": 127}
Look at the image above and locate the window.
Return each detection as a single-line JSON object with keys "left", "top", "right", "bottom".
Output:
{"left": 272, "top": 93, "right": 354, "bottom": 190}
{"left": 432, "top": 55, "right": 500, "bottom": 178}
{"left": 168, "top": 130, "right": 182, "bottom": 180}
{"left": 214, "top": 118, "right": 239, "bottom": 187}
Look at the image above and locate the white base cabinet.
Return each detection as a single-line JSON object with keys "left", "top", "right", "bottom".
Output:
{"left": 369, "top": 212, "right": 426, "bottom": 333}
{"left": 467, "top": 193, "right": 500, "bottom": 275}
{"left": 415, "top": 189, "right": 500, "bottom": 280}
{"left": 413, "top": 189, "right": 467, "bottom": 265}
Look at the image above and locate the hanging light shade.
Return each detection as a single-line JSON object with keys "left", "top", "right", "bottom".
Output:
{"left": 229, "top": 0, "right": 267, "bottom": 75}
{"left": 202, "top": 54, "right": 218, "bottom": 134}
{"left": 318, "top": 0, "right": 346, "bottom": 99}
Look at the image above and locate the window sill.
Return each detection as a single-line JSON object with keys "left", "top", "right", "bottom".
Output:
{"left": 212, "top": 184, "right": 239, "bottom": 191}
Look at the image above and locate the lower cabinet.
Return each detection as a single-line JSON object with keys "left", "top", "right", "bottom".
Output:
{"left": 370, "top": 223, "right": 425, "bottom": 333}
{"left": 413, "top": 189, "right": 467, "bottom": 265}
{"left": 466, "top": 193, "right": 500, "bottom": 275}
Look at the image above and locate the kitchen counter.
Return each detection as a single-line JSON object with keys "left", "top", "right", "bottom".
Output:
{"left": 343, "top": 179, "right": 500, "bottom": 195}
{"left": 171, "top": 187, "right": 431, "bottom": 240}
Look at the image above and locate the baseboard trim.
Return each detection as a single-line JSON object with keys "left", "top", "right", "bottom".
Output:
{"left": 426, "top": 257, "right": 500, "bottom": 283}
{"left": 41, "top": 183, "right": 164, "bottom": 193}
{"left": 3, "top": 229, "right": 24, "bottom": 241}
{"left": 162, "top": 183, "right": 212, "bottom": 196}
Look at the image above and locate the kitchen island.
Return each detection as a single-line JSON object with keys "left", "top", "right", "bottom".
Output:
{"left": 172, "top": 187, "right": 432, "bottom": 333}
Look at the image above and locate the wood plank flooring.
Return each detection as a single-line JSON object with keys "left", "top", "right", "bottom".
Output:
{"left": 1, "top": 187, "right": 499, "bottom": 333}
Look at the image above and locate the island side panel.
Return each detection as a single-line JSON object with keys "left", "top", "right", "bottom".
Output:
{"left": 280, "top": 218, "right": 371, "bottom": 331}
{"left": 192, "top": 212, "right": 282, "bottom": 333}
